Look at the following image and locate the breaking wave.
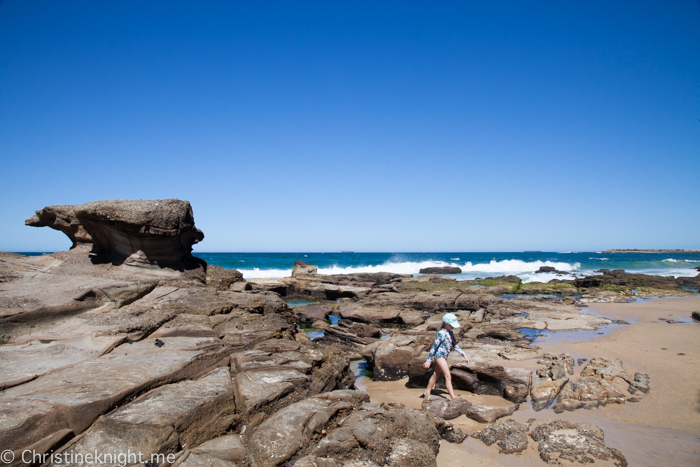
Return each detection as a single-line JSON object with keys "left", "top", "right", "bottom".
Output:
{"left": 240, "top": 259, "right": 580, "bottom": 281}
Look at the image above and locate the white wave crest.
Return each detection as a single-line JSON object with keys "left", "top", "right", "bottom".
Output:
{"left": 238, "top": 268, "right": 292, "bottom": 279}
{"left": 240, "top": 259, "right": 581, "bottom": 280}
{"left": 460, "top": 259, "right": 579, "bottom": 274}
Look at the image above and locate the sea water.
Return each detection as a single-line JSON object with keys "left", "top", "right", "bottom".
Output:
{"left": 193, "top": 251, "right": 700, "bottom": 282}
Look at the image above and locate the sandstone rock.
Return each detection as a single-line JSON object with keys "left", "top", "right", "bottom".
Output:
{"left": 419, "top": 267, "right": 462, "bottom": 274}
{"left": 312, "top": 401, "right": 440, "bottom": 467}
{"left": 550, "top": 358, "right": 633, "bottom": 412}
{"left": 293, "top": 260, "right": 318, "bottom": 276}
{"left": 49, "top": 368, "right": 236, "bottom": 467}
{"left": 0, "top": 334, "right": 127, "bottom": 390}
{"left": 214, "top": 310, "right": 294, "bottom": 347}
{"left": 27, "top": 199, "right": 205, "bottom": 270}
{"left": 537, "top": 353, "right": 574, "bottom": 379}
{"left": 229, "top": 341, "right": 354, "bottom": 424}
{"left": 466, "top": 402, "right": 518, "bottom": 423}
{"left": 362, "top": 335, "right": 430, "bottom": 381}
{"left": 173, "top": 434, "right": 249, "bottom": 467}
{"left": 554, "top": 379, "right": 626, "bottom": 413}
{"left": 187, "top": 434, "right": 248, "bottom": 463}
{"left": 421, "top": 397, "right": 471, "bottom": 420}
{"left": 233, "top": 367, "right": 309, "bottom": 415}
{"left": 530, "top": 420, "right": 628, "bottom": 466}
{"left": 151, "top": 314, "right": 218, "bottom": 339}
{"left": 0, "top": 336, "right": 230, "bottom": 457}
{"left": 575, "top": 269, "right": 679, "bottom": 291}
{"left": 25, "top": 205, "right": 92, "bottom": 248}
{"left": 407, "top": 356, "right": 531, "bottom": 403}
{"left": 246, "top": 391, "right": 368, "bottom": 467}
{"left": 432, "top": 418, "right": 468, "bottom": 444}
{"left": 530, "top": 374, "right": 569, "bottom": 411}
{"left": 297, "top": 304, "right": 332, "bottom": 323}
{"left": 338, "top": 319, "right": 382, "bottom": 338}
{"left": 205, "top": 265, "right": 244, "bottom": 291}
{"left": 580, "top": 357, "right": 630, "bottom": 381}
{"left": 293, "top": 456, "right": 339, "bottom": 467}
{"left": 339, "top": 304, "right": 402, "bottom": 323}
{"left": 473, "top": 419, "right": 529, "bottom": 454}
{"left": 317, "top": 325, "right": 372, "bottom": 357}
{"left": 312, "top": 320, "right": 329, "bottom": 329}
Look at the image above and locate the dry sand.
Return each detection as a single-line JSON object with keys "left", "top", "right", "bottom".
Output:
{"left": 356, "top": 296, "right": 700, "bottom": 466}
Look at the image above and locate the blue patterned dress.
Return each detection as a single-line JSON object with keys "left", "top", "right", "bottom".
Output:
{"left": 426, "top": 329, "right": 466, "bottom": 363}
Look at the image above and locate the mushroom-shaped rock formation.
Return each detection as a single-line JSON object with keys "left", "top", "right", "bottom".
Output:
{"left": 25, "top": 205, "right": 93, "bottom": 248}
{"left": 26, "top": 199, "right": 204, "bottom": 270}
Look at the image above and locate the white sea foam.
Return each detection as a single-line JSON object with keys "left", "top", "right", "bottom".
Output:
{"left": 589, "top": 257, "right": 609, "bottom": 261}
{"left": 663, "top": 258, "right": 700, "bottom": 264}
{"left": 237, "top": 257, "right": 698, "bottom": 281}
{"left": 238, "top": 268, "right": 292, "bottom": 279}
{"left": 633, "top": 268, "right": 700, "bottom": 278}
{"left": 240, "top": 259, "right": 582, "bottom": 281}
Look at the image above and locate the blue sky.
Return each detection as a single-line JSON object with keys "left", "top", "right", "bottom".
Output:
{"left": 1, "top": 1, "right": 698, "bottom": 252}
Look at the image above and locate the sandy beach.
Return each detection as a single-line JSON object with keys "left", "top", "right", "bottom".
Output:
{"left": 357, "top": 296, "right": 700, "bottom": 466}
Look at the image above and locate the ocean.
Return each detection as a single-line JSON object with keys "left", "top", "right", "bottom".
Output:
{"left": 193, "top": 251, "right": 700, "bottom": 282}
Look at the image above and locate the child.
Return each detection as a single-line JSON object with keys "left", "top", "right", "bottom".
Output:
{"left": 422, "top": 312, "right": 470, "bottom": 400}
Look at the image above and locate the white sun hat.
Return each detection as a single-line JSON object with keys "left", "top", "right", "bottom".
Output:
{"left": 442, "top": 313, "right": 461, "bottom": 328}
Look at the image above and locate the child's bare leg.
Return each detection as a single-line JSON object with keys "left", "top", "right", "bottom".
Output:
{"left": 424, "top": 364, "right": 443, "bottom": 397}
{"left": 435, "top": 358, "right": 456, "bottom": 399}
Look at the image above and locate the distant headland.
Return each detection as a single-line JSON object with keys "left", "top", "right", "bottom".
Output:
{"left": 603, "top": 249, "right": 700, "bottom": 253}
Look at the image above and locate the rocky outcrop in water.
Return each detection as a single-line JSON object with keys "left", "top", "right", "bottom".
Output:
{"left": 575, "top": 269, "right": 679, "bottom": 290}
{"left": 292, "top": 260, "right": 318, "bottom": 276}
{"left": 419, "top": 266, "right": 462, "bottom": 274}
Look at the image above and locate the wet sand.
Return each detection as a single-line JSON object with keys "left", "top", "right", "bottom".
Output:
{"left": 356, "top": 296, "right": 700, "bottom": 466}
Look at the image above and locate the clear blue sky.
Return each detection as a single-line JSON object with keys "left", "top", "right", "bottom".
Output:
{"left": 1, "top": 1, "right": 698, "bottom": 252}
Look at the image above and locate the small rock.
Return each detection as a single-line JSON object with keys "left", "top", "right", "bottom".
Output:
{"left": 154, "top": 339, "right": 165, "bottom": 348}
{"left": 473, "top": 419, "right": 529, "bottom": 454}
{"left": 421, "top": 397, "right": 471, "bottom": 420}
{"left": 628, "top": 373, "right": 650, "bottom": 394}
{"left": 466, "top": 402, "right": 517, "bottom": 423}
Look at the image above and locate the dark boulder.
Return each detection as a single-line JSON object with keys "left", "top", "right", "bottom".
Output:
{"left": 292, "top": 261, "right": 318, "bottom": 276}
{"left": 575, "top": 269, "right": 679, "bottom": 290}
{"left": 419, "top": 267, "right": 462, "bottom": 274}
